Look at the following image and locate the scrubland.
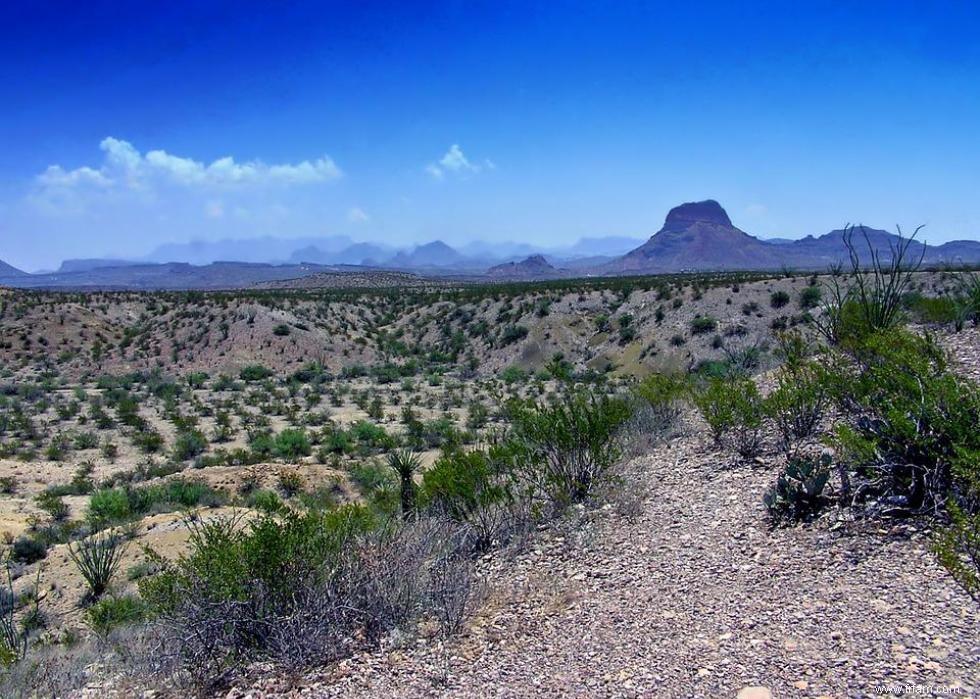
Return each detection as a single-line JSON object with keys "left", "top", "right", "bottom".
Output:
{"left": 1, "top": 242, "right": 979, "bottom": 696}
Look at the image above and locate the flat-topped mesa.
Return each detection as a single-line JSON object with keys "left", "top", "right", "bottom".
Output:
{"left": 664, "top": 199, "right": 732, "bottom": 227}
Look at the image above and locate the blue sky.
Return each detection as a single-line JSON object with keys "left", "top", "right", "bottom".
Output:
{"left": 2, "top": 1, "right": 979, "bottom": 270}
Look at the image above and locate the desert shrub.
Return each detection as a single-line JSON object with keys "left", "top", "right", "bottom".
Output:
{"left": 68, "top": 531, "right": 128, "bottom": 599}
{"left": 690, "top": 316, "right": 717, "bottom": 335}
{"left": 10, "top": 536, "right": 47, "bottom": 564}
{"left": 276, "top": 471, "right": 305, "bottom": 497}
{"left": 132, "top": 428, "right": 165, "bottom": 454}
{"left": 73, "top": 431, "right": 99, "bottom": 450}
{"left": 274, "top": 429, "right": 311, "bottom": 459}
{"left": 172, "top": 429, "right": 207, "bottom": 461}
{"left": 505, "top": 386, "right": 631, "bottom": 508}
{"left": 691, "top": 377, "right": 736, "bottom": 444}
{"left": 272, "top": 324, "right": 291, "bottom": 336}
{"left": 764, "top": 453, "right": 831, "bottom": 523}
{"left": 348, "top": 461, "right": 395, "bottom": 497}
{"left": 725, "top": 380, "right": 765, "bottom": 457}
{"left": 321, "top": 428, "right": 353, "bottom": 455}
{"left": 407, "top": 417, "right": 461, "bottom": 450}
{"left": 635, "top": 373, "right": 688, "bottom": 429}
{"left": 770, "top": 291, "right": 790, "bottom": 309}
{"left": 499, "top": 325, "right": 528, "bottom": 347}
{"left": 239, "top": 365, "right": 273, "bottom": 382}
{"left": 764, "top": 363, "right": 830, "bottom": 451}
{"left": 500, "top": 365, "right": 528, "bottom": 384}
{"left": 798, "top": 286, "right": 822, "bottom": 309}
{"left": 350, "top": 421, "right": 392, "bottom": 451}
{"left": 904, "top": 293, "right": 958, "bottom": 325}
{"left": 88, "top": 478, "right": 224, "bottom": 526}
{"left": 84, "top": 593, "right": 147, "bottom": 637}
{"left": 88, "top": 488, "right": 131, "bottom": 525}
{"left": 247, "top": 489, "right": 283, "bottom": 513}
{"left": 421, "top": 448, "right": 515, "bottom": 551}
{"left": 248, "top": 429, "right": 276, "bottom": 457}
{"left": 35, "top": 491, "right": 70, "bottom": 522}
{"left": 139, "top": 506, "right": 410, "bottom": 684}
{"left": 829, "top": 328, "right": 979, "bottom": 513}
{"left": 692, "top": 374, "right": 765, "bottom": 456}
{"left": 934, "top": 500, "right": 980, "bottom": 601}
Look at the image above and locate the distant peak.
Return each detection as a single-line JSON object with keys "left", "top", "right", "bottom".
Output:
{"left": 664, "top": 199, "right": 732, "bottom": 227}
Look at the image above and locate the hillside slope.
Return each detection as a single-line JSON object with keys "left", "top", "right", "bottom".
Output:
{"left": 233, "top": 409, "right": 980, "bottom": 698}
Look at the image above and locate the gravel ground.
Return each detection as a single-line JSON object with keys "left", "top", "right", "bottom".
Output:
{"left": 227, "top": 417, "right": 980, "bottom": 699}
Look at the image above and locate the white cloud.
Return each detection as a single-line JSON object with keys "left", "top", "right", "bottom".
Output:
{"left": 36, "top": 165, "right": 111, "bottom": 188}
{"left": 744, "top": 203, "right": 768, "bottom": 218}
{"left": 426, "top": 144, "right": 492, "bottom": 179}
{"left": 347, "top": 207, "right": 370, "bottom": 223}
{"left": 35, "top": 137, "right": 343, "bottom": 193}
{"left": 440, "top": 144, "right": 475, "bottom": 172}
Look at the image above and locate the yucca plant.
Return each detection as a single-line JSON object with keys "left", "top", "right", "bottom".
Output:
{"left": 387, "top": 449, "right": 423, "bottom": 519}
{"left": 68, "top": 530, "right": 128, "bottom": 599}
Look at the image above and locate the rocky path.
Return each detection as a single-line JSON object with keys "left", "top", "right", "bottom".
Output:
{"left": 233, "top": 424, "right": 980, "bottom": 699}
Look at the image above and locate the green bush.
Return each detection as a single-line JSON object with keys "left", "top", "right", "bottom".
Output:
{"left": 85, "top": 593, "right": 147, "bottom": 637}
{"left": 348, "top": 461, "right": 395, "bottom": 496}
{"left": 172, "top": 429, "right": 207, "bottom": 461}
{"left": 506, "top": 386, "right": 632, "bottom": 507}
{"left": 421, "top": 448, "right": 514, "bottom": 550}
{"left": 275, "top": 429, "right": 311, "bottom": 459}
{"left": 692, "top": 375, "right": 764, "bottom": 456}
{"left": 691, "top": 377, "right": 736, "bottom": 444}
{"left": 36, "top": 491, "right": 70, "bottom": 522}
{"left": 88, "top": 478, "right": 225, "bottom": 526}
{"left": 240, "top": 365, "right": 273, "bottom": 382}
{"left": 799, "top": 286, "right": 822, "bottom": 309}
{"left": 132, "top": 428, "right": 165, "bottom": 454}
{"left": 139, "top": 506, "right": 378, "bottom": 676}
{"left": 934, "top": 500, "right": 980, "bottom": 601}
{"left": 764, "top": 363, "right": 830, "bottom": 451}
{"left": 690, "top": 316, "right": 717, "bottom": 335}
{"left": 500, "top": 325, "right": 529, "bottom": 347}
{"left": 635, "top": 373, "right": 688, "bottom": 428}
{"left": 764, "top": 454, "right": 831, "bottom": 523}
{"left": 11, "top": 536, "right": 47, "bottom": 564}
{"left": 770, "top": 291, "right": 790, "bottom": 309}
{"left": 88, "top": 488, "right": 131, "bottom": 525}
{"left": 350, "top": 421, "right": 392, "bottom": 451}
{"left": 277, "top": 471, "right": 305, "bottom": 497}
{"left": 248, "top": 489, "right": 283, "bottom": 513}
{"left": 830, "top": 328, "right": 979, "bottom": 512}
{"left": 500, "top": 365, "right": 528, "bottom": 384}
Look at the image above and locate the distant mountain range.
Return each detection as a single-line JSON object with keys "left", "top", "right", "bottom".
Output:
{"left": 604, "top": 199, "right": 980, "bottom": 274}
{"left": 3, "top": 199, "right": 979, "bottom": 289}
{"left": 0, "top": 259, "right": 28, "bottom": 281}
{"left": 28, "top": 233, "right": 646, "bottom": 279}
{"left": 487, "top": 254, "right": 563, "bottom": 279}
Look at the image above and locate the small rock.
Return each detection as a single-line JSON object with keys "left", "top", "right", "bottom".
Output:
{"left": 736, "top": 687, "right": 772, "bottom": 699}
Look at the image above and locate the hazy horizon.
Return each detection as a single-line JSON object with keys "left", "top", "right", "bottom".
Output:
{"left": 3, "top": 2, "right": 980, "bottom": 270}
